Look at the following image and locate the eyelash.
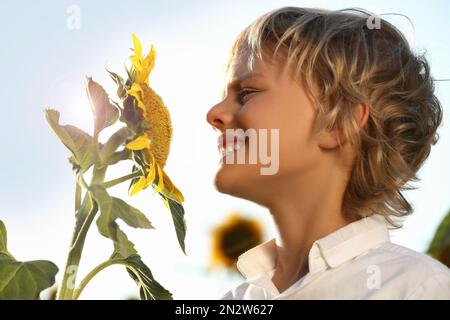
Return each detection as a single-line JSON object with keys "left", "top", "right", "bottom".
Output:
{"left": 236, "top": 88, "right": 258, "bottom": 105}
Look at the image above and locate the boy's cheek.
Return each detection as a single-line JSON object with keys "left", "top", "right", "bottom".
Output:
{"left": 238, "top": 101, "right": 283, "bottom": 129}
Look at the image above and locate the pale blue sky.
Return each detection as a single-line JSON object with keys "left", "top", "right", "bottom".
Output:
{"left": 0, "top": 0, "right": 449, "bottom": 299}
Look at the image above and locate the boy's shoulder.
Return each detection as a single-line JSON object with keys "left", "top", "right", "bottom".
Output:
{"left": 367, "top": 241, "right": 449, "bottom": 275}
{"left": 354, "top": 241, "right": 450, "bottom": 298}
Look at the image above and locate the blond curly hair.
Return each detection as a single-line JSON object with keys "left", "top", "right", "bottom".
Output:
{"left": 224, "top": 7, "right": 443, "bottom": 227}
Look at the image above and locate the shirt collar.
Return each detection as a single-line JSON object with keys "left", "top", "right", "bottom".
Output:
{"left": 236, "top": 214, "right": 390, "bottom": 280}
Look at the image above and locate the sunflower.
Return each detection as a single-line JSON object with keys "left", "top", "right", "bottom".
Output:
{"left": 211, "top": 213, "right": 264, "bottom": 269}
{"left": 121, "top": 34, "right": 184, "bottom": 204}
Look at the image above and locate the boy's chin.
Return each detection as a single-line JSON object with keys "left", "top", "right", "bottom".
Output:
{"left": 213, "top": 164, "right": 258, "bottom": 197}
{"left": 214, "top": 165, "right": 238, "bottom": 194}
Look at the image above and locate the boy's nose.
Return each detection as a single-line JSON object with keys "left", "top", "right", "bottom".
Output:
{"left": 206, "top": 102, "right": 234, "bottom": 133}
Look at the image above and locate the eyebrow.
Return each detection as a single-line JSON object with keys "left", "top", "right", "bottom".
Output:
{"left": 225, "top": 72, "right": 264, "bottom": 91}
{"left": 235, "top": 72, "right": 264, "bottom": 85}
{"left": 220, "top": 71, "right": 265, "bottom": 99}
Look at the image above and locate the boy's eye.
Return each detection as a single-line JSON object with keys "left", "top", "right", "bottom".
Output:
{"left": 236, "top": 88, "right": 258, "bottom": 105}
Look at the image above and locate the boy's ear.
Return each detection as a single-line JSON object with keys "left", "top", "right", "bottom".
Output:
{"left": 317, "top": 102, "right": 369, "bottom": 150}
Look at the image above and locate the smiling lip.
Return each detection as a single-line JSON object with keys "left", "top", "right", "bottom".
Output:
{"left": 217, "top": 132, "right": 246, "bottom": 158}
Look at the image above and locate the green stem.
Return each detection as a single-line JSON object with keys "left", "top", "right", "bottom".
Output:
{"left": 102, "top": 170, "right": 141, "bottom": 189}
{"left": 58, "top": 165, "right": 107, "bottom": 300}
{"left": 93, "top": 131, "right": 100, "bottom": 160}
{"left": 58, "top": 194, "right": 95, "bottom": 300}
{"left": 72, "top": 259, "right": 127, "bottom": 300}
{"left": 75, "top": 181, "right": 81, "bottom": 212}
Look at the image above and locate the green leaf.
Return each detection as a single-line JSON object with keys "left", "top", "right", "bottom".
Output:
{"left": 123, "top": 254, "right": 172, "bottom": 300}
{"left": 106, "top": 69, "right": 126, "bottom": 99}
{"left": 106, "top": 69, "right": 124, "bottom": 86}
{"left": 128, "top": 164, "right": 143, "bottom": 193}
{"left": 110, "top": 198, "right": 154, "bottom": 229}
{"left": 85, "top": 76, "right": 120, "bottom": 133}
{"left": 91, "top": 185, "right": 153, "bottom": 260}
{"left": 161, "top": 195, "right": 187, "bottom": 255}
{"left": 105, "top": 149, "right": 132, "bottom": 167}
{"left": 45, "top": 109, "right": 95, "bottom": 173}
{"left": 0, "top": 221, "right": 58, "bottom": 300}
{"left": 91, "top": 185, "right": 153, "bottom": 241}
{"left": 124, "top": 64, "right": 136, "bottom": 85}
{"left": 106, "top": 228, "right": 171, "bottom": 299}
{"left": 73, "top": 194, "right": 97, "bottom": 245}
{"left": 427, "top": 210, "right": 450, "bottom": 254}
{"left": 0, "top": 220, "right": 7, "bottom": 254}
{"left": 0, "top": 255, "right": 59, "bottom": 300}
{"left": 0, "top": 220, "right": 14, "bottom": 259}
{"left": 90, "top": 185, "right": 114, "bottom": 238}
{"left": 87, "top": 185, "right": 170, "bottom": 300}
{"left": 111, "top": 226, "right": 138, "bottom": 258}
{"left": 99, "top": 127, "right": 134, "bottom": 164}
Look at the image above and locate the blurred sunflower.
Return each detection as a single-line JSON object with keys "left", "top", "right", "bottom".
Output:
{"left": 117, "top": 34, "right": 184, "bottom": 205}
{"left": 210, "top": 213, "right": 264, "bottom": 270}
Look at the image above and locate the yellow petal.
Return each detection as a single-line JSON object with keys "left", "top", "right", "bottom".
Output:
{"left": 126, "top": 134, "right": 151, "bottom": 150}
{"left": 132, "top": 44, "right": 156, "bottom": 84}
{"left": 127, "top": 83, "right": 143, "bottom": 98}
{"left": 142, "top": 45, "right": 156, "bottom": 72}
{"left": 154, "top": 164, "right": 165, "bottom": 193}
{"left": 126, "top": 83, "right": 147, "bottom": 116}
{"left": 136, "top": 69, "right": 150, "bottom": 85}
{"left": 130, "top": 56, "right": 143, "bottom": 71}
{"left": 129, "top": 176, "right": 147, "bottom": 196}
{"left": 171, "top": 186, "right": 184, "bottom": 203}
{"left": 161, "top": 170, "right": 184, "bottom": 203}
{"left": 146, "top": 155, "right": 157, "bottom": 185}
{"left": 132, "top": 34, "right": 143, "bottom": 61}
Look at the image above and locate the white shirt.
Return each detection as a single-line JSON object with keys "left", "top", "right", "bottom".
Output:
{"left": 221, "top": 215, "right": 450, "bottom": 300}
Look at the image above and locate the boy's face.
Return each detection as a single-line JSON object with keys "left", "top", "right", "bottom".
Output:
{"left": 206, "top": 54, "right": 325, "bottom": 205}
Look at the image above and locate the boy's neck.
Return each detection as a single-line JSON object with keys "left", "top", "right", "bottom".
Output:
{"left": 267, "top": 162, "right": 354, "bottom": 293}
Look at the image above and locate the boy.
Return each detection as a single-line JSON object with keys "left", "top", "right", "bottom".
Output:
{"left": 206, "top": 7, "right": 449, "bottom": 299}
